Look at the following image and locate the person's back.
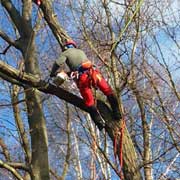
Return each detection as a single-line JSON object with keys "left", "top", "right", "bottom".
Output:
{"left": 56, "top": 48, "right": 88, "bottom": 71}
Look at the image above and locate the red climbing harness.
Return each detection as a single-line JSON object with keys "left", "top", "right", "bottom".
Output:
{"left": 74, "top": 62, "right": 113, "bottom": 107}
{"left": 113, "top": 118, "right": 126, "bottom": 179}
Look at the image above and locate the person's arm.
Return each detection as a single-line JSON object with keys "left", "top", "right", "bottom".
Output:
{"left": 50, "top": 63, "right": 60, "bottom": 77}
{"left": 50, "top": 54, "right": 67, "bottom": 77}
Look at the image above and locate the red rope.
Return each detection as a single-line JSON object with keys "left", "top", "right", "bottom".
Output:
{"left": 113, "top": 119, "right": 126, "bottom": 179}
{"left": 119, "top": 119, "right": 125, "bottom": 179}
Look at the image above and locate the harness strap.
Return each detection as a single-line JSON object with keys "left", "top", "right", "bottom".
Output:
{"left": 70, "top": 61, "right": 103, "bottom": 90}
{"left": 76, "top": 60, "right": 93, "bottom": 74}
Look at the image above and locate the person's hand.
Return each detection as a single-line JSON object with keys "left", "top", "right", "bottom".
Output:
{"left": 57, "top": 71, "right": 68, "bottom": 81}
{"left": 53, "top": 71, "right": 68, "bottom": 86}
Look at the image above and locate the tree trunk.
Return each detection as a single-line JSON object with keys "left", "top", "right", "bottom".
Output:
{"left": 23, "top": 37, "right": 50, "bottom": 180}
{"left": 97, "top": 100, "right": 142, "bottom": 180}
{"left": 12, "top": 84, "right": 31, "bottom": 165}
{"left": 0, "top": 0, "right": 50, "bottom": 179}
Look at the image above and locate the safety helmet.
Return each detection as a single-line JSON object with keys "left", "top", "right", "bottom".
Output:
{"left": 64, "top": 40, "right": 77, "bottom": 48}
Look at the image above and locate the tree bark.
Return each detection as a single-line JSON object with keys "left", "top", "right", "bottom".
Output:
{"left": 22, "top": 37, "right": 50, "bottom": 180}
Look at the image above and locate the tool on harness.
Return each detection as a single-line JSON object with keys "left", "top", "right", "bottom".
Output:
{"left": 69, "top": 60, "right": 94, "bottom": 81}
{"left": 70, "top": 71, "right": 79, "bottom": 80}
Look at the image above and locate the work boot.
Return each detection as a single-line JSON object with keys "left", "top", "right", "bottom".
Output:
{"left": 88, "top": 106, "right": 105, "bottom": 130}
{"left": 107, "top": 94, "right": 122, "bottom": 120}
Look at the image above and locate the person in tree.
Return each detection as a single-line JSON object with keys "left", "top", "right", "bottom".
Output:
{"left": 50, "top": 39, "right": 121, "bottom": 130}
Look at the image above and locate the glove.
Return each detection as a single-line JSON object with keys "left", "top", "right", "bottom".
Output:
{"left": 57, "top": 71, "right": 68, "bottom": 81}
{"left": 53, "top": 71, "right": 68, "bottom": 86}
{"left": 50, "top": 63, "right": 60, "bottom": 77}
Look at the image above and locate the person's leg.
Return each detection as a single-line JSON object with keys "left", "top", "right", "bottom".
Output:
{"left": 77, "top": 73, "right": 105, "bottom": 130}
{"left": 107, "top": 94, "right": 122, "bottom": 120}
{"left": 77, "top": 73, "right": 95, "bottom": 107}
{"left": 93, "top": 70, "right": 122, "bottom": 120}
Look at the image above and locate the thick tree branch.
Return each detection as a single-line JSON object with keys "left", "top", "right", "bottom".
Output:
{"left": 0, "top": 59, "right": 87, "bottom": 111}
{"left": 22, "top": 0, "right": 32, "bottom": 24}
{"left": 6, "top": 162, "right": 29, "bottom": 171}
{"left": 0, "top": 71, "right": 24, "bottom": 86}
{"left": 0, "top": 60, "right": 42, "bottom": 86}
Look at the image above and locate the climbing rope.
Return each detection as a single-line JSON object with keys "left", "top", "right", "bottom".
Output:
{"left": 113, "top": 118, "right": 126, "bottom": 179}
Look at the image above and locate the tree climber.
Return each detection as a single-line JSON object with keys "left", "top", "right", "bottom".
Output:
{"left": 50, "top": 39, "right": 121, "bottom": 130}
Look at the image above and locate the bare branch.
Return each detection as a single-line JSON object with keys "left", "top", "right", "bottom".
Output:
{"left": 0, "top": 45, "right": 11, "bottom": 55}
{"left": 0, "top": 138, "right": 11, "bottom": 161}
{"left": 0, "top": 30, "right": 17, "bottom": 47}
{"left": 6, "top": 162, "right": 29, "bottom": 171}
{"left": 0, "top": 160, "right": 24, "bottom": 180}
